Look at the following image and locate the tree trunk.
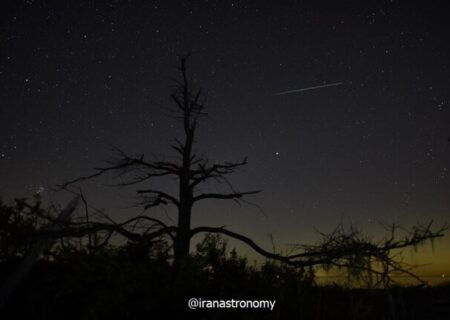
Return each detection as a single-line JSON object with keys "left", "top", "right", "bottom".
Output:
{"left": 173, "top": 203, "right": 191, "bottom": 268}
{"left": 173, "top": 157, "right": 193, "bottom": 268}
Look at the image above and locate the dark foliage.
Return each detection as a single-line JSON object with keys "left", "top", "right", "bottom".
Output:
{"left": 0, "top": 201, "right": 448, "bottom": 320}
{"left": 0, "top": 195, "right": 46, "bottom": 260}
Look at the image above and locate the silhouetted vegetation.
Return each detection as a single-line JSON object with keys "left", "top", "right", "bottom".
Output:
{"left": 1, "top": 58, "right": 448, "bottom": 318}
{"left": 0, "top": 197, "right": 449, "bottom": 319}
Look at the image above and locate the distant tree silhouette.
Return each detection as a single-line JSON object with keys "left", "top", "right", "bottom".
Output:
{"left": 60, "top": 56, "right": 446, "bottom": 284}
{"left": 0, "top": 195, "right": 79, "bottom": 307}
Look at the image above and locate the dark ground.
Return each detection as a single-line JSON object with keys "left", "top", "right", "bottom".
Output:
{"left": 1, "top": 240, "right": 449, "bottom": 320}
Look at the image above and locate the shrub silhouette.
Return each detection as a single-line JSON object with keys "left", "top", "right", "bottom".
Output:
{"left": 0, "top": 205, "right": 449, "bottom": 319}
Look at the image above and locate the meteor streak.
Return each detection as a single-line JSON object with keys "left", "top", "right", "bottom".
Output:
{"left": 273, "top": 82, "right": 342, "bottom": 96}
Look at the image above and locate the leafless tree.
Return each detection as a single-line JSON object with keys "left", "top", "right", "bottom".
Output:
{"left": 62, "top": 57, "right": 260, "bottom": 268}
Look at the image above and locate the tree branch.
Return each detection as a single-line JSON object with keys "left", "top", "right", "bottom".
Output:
{"left": 193, "top": 190, "right": 261, "bottom": 203}
{"left": 136, "top": 189, "right": 180, "bottom": 208}
{"left": 190, "top": 158, "right": 248, "bottom": 187}
{"left": 190, "top": 226, "right": 292, "bottom": 264}
{"left": 190, "top": 222, "right": 446, "bottom": 286}
{"left": 60, "top": 151, "right": 180, "bottom": 189}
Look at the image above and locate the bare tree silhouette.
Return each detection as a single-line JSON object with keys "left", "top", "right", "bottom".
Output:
{"left": 59, "top": 56, "right": 446, "bottom": 284}
{"left": 62, "top": 57, "right": 260, "bottom": 268}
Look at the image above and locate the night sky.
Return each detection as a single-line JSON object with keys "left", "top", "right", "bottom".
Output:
{"left": 1, "top": 1, "right": 449, "bottom": 277}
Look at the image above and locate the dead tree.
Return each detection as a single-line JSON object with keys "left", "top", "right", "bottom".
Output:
{"left": 62, "top": 57, "right": 259, "bottom": 267}
{"left": 61, "top": 57, "right": 446, "bottom": 283}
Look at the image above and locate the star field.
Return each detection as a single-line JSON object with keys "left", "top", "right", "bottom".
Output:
{"left": 0, "top": 1, "right": 449, "bottom": 275}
